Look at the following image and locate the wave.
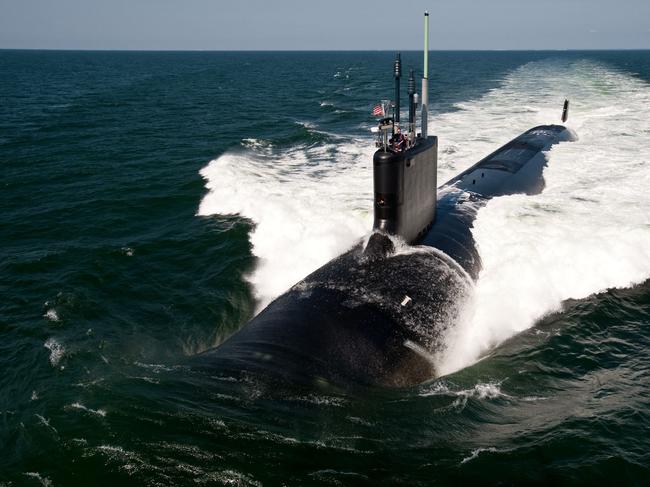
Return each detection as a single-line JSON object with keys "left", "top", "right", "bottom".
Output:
{"left": 198, "top": 58, "right": 650, "bottom": 374}
{"left": 437, "top": 59, "right": 650, "bottom": 374}
{"left": 198, "top": 137, "right": 373, "bottom": 309}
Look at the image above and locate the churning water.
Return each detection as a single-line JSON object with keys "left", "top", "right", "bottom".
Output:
{"left": 2, "top": 50, "right": 650, "bottom": 485}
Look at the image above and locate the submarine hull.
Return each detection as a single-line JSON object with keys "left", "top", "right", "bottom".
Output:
{"left": 194, "top": 125, "right": 575, "bottom": 388}
{"left": 424, "top": 124, "right": 575, "bottom": 277}
{"left": 195, "top": 243, "right": 470, "bottom": 387}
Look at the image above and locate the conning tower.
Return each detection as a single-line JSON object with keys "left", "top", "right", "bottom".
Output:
{"left": 372, "top": 12, "right": 437, "bottom": 244}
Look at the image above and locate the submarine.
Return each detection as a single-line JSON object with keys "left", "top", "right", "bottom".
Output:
{"left": 194, "top": 12, "right": 575, "bottom": 388}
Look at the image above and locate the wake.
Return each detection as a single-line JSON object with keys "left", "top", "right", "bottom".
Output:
{"left": 198, "top": 58, "right": 650, "bottom": 376}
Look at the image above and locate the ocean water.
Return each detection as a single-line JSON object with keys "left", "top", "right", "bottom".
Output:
{"left": 2, "top": 50, "right": 650, "bottom": 486}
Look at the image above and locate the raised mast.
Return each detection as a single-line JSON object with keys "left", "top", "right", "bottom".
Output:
{"left": 421, "top": 11, "right": 429, "bottom": 138}
{"left": 408, "top": 69, "right": 416, "bottom": 145}
{"left": 393, "top": 52, "right": 402, "bottom": 136}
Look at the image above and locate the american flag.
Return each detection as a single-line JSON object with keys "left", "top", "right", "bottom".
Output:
{"left": 372, "top": 103, "right": 385, "bottom": 117}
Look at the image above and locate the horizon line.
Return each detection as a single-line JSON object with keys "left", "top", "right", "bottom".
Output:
{"left": 2, "top": 47, "right": 650, "bottom": 53}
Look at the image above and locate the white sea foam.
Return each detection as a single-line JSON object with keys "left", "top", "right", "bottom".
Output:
{"left": 43, "top": 309, "right": 60, "bottom": 322}
{"left": 420, "top": 381, "right": 507, "bottom": 402}
{"left": 23, "top": 472, "right": 53, "bottom": 487}
{"left": 35, "top": 414, "right": 53, "bottom": 428}
{"left": 287, "top": 394, "right": 347, "bottom": 407}
{"left": 460, "top": 447, "right": 498, "bottom": 465}
{"left": 66, "top": 402, "right": 107, "bottom": 417}
{"left": 134, "top": 361, "right": 184, "bottom": 373}
{"left": 241, "top": 138, "right": 272, "bottom": 149}
{"left": 437, "top": 60, "right": 650, "bottom": 375}
{"left": 44, "top": 338, "right": 64, "bottom": 367}
{"left": 121, "top": 246, "right": 134, "bottom": 257}
{"left": 198, "top": 58, "right": 650, "bottom": 373}
{"left": 35, "top": 414, "right": 59, "bottom": 436}
{"left": 93, "top": 444, "right": 151, "bottom": 474}
{"left": 198, "top": 139, "right": 373, "bottom": 309}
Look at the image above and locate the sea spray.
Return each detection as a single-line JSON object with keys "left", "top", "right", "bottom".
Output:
{"left": 199, "top": 58, "right": 650, "bottom": 375}
{"left": 198, "top": 141, "right": 373, "bottom": 310}
{"left": 438, "top": 60, "right": 650, "bottom": 374}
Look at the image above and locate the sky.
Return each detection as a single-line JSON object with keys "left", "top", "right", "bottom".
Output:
{"left": 1, "top": 0, "right": 649, "bottom": 50}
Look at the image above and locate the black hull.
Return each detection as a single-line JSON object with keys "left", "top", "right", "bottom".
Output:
{"left": 193, "top": 125, "right": 575, "bottom": 388}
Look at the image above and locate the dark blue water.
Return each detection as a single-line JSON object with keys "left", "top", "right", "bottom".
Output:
{"left": 2, "top": 50, "right": 650, "bottom": 486}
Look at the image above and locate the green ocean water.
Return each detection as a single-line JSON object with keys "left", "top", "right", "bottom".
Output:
{"left": 1, "top": 50, "right": 650, "bottom": 486}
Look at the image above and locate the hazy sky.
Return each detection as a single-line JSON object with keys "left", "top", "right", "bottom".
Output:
{"left": 1, "top": 0, "right": 649, "bottom": 50}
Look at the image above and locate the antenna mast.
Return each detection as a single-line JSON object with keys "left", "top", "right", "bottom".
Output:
{"left": 394, "top": 53, "right": 402, "bottom": 136}
{"left": 421, "top": 11, "right": 429, "bottom": 138}
{"left": 408, "top": 69, "right": 416, "bottom": 145}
